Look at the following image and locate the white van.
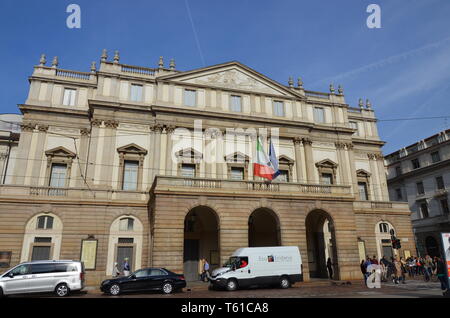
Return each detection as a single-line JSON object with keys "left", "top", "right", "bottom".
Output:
{"left": 0, "top": 260, "right": 85, "bottom": 297}
{"left": 209, "top": 246, "right": 302, "bottom": 291}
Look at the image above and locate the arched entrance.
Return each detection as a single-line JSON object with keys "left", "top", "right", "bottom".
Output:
{"left": 183, "top": 206, "right": 219, "bottom": 281}
{"left": 305, "top": 210, "right": 338, "bottom": 279}
{"left": 248, "top": 208, "right": 281, "bottom": 247}
{"left": 425, "top": 236, "right": 440, "bottom": 257}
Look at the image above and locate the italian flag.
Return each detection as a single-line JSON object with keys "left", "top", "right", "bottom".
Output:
{"left": 253, "top": 137, "right": 278, "bottom": 181}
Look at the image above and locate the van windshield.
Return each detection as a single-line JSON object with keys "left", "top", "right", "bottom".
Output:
{"left": 224, "top": 256, "right": 248, "bottom": 268}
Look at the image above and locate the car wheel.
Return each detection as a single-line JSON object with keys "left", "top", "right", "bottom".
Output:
{"left": 55, "top": 283, "right": 70, "bottom": 297}
{"left": 226, "top": 279, "right": 238, "bottom": 291}
{"left": 109, "top": 284, "right": 121, "bottom": 296}
{"left": 162, "top": 282, "right": 174, "bottom": 294}
{"left": 280, "top": 276, "right": 291, "bottom": 289}
{"left": 0, "top": 287, "right": 4, "bottom": 298}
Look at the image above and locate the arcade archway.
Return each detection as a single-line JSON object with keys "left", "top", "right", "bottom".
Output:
{"left": 305, "top": 210, "right": 338, "bottom": 279}
{"left": 248, "top": 208, "right": 281, "bottom": 247}
{"left": 183, "top": 206, "right": 219, "bottom": 281}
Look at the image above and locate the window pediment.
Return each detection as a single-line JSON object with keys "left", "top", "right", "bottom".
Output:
{"left": 176, "top": 148, "right": 203, "bottom": 160}
{"left": 356, "top": 169, "right": 371, "bottom": 177}
{"left": 45, "top": 146, "right": 76, "bottom": 158}
{"left": 278, "top": 155, "right": 294, "bottom": 165}
{"left": 117, "top": 143, "right": 148, "bottom": 156}
{"left": 315, "top": 159, "right": 338, "bottom": 169}
{"left": 224, "top": 152, "right": 249, "bottom": 164}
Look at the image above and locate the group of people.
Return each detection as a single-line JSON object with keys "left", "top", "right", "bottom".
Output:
{"left": 360, "top": 254, "right": 449, "bottom": 292}
{"left": 112, "top": 258, "right": 131, "bottom": 277}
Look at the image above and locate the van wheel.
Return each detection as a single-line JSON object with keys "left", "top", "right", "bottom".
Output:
{"left": 55, "top": 283, "right": 70, "bottom": 297}
{"left": 280, "top": 276, "right": 291, "bottom": 289}
{"left": 226, "top": 279, "right": 238, "bottom": 291}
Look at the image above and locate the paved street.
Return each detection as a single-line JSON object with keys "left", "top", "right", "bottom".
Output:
{"left": 8, "top": 278, "right": 446, "bottom": 298}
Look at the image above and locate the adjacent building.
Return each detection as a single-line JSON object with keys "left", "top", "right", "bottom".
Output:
{"left": 386, "top": 130, "right": 450, "bottom": 258}
{"left": 0, "top": 51, "right": 415, "bottom": 285}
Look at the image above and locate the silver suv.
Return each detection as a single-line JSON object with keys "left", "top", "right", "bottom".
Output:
{"left": 0, "top": 260, "right": 85, "bottom": 297}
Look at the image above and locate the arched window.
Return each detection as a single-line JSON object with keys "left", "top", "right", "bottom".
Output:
{"left": 119, "top": 217, "right": 134, "bottom": 231}
{"left": 36, "top": 216, "right": 54, "bottom": 230}
{"left": 378, "top": 222, "right": 390, "bottom": 234}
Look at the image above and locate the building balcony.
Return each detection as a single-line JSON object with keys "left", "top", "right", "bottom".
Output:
{"left": 151, "top": 175, "right": 354, "bottom": 200}
{"left": 0, "top": 184, "right": 149, "bottom": 203}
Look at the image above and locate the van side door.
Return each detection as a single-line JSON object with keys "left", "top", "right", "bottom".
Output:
{"left": 234, "top": 257, "right": 253, "bottom": 287}
{"left": 1, "top": 264, "right": 31, "bottom": 295}
{"left": 29, "top": 263, "right": 57, "bottom": 292}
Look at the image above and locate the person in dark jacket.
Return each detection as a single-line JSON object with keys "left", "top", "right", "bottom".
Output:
{"left": 361, "top": 260, "right": 367, "bottom": 284}
{"left": 435, "top": 256, "right": 449, "bottom": 293}
{"left": 327, "top": 258, "right": 333, "bottom": 279}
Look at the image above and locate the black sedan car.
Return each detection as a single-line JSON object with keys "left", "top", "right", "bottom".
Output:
{"left": 100, "top": 268, "right": 186, "bottom": 295}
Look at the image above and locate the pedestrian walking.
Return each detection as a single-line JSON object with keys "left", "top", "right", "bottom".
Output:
{"left": 393, "top": 258, "right": 402, "bottom": 284}
{"left": 327, "top": 258, "right": 333, "bottom": 279}
{"left": 123, "top": 258, "right": 130, "bottom": 276}
{"left": 112, "top": 262, "right": 121, "bottom": 278}
{"left": 423, "top": 255, "right": 433, "bottom": 282}
{"left": 399, "top": 257, "right": 406, "bottom": 284}
{"left": 198, "top": 258, "right": 205, "bottom": 281}
{"left": 202, "top": 258, "right": 210, "bottom": 282}
{"left": 435, "top": 256, "right": 449, "bottom": 295}
{"left": 360, "top": 259, "right": 367, "bottom": 285}
{"left": 380, "top": 256, "right": 389, "bottom": 282}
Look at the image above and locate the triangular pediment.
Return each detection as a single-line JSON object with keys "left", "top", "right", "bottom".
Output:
{"left": 224, "top": 151, "right": 250, "bottom": 163}
{"left": 278, "top": 155, "right": 294, "bottom": 164}
{"left": 356, "top": 169, "right": 371, "bottom": 177}
{"left": 315, "top": 159, "right": 338, "bottom": 168}
{"left": 45, "top": 146, "right": 76, "bottom": 158}
{"left": 176, "top": 147, "right": 203, "bottom": 159}
{"left": 159, "top": 61, "right": 304, "bottom": 98}
{"left": 117, "top": 143, "right": 148, "bottom": 155}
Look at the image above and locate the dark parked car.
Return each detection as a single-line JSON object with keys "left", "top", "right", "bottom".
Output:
{"left": 100, "top": 268, "right": 186, "bottom": 295}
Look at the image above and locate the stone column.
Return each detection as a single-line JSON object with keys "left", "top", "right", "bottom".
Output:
{"left": 293, "top": 137, "right": 304, "bottom": 183}
{"left": 86, "top": 119, "right": 101, "bottom": 187}
{"left": 100, "top": 120, "right": 118, "bottom": 189}
{"left": 30, "top": 124, "right": 48, "bottom": 186}
{"left": 152, "top": 124, "right": 163, "bottom": 178}
{"left": 368, "top": 153, "right": 382, "bottom": 201}
{"left": 302, "top": 138, "right": 315, "bottom": 183}
{"left": 335, "top": 142, "right": 349, "bottom": 186}
{"left": 165, "top": 125, "right": 176, "bottom": 177}
{"left": 77, "top": 128, "right": 91, "bottom": 187}
{"left": 346, "top": 143, "right": 358, "bottom": 198}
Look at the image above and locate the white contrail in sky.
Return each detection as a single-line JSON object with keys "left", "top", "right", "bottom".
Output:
{"left": 312, "top": 35, "right": 450, "bottom": 86}
{"left": 185, "top": 0, "right": 206, "bottom": 67}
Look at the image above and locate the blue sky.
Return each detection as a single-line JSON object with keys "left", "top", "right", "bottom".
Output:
{"left": 0, "top": 0, "right": 449, "bottom": 154}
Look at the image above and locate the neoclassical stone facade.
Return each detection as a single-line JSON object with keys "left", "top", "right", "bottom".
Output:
{"left": 0, "top": 51, "right": 414, "bottom": 285}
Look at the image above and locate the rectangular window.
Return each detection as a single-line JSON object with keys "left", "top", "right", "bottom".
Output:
{"left": 63, "top": 88, "right": 76, "bottom": 106}
{"left": 0, "top": 252, "right": 12, "bottom": 268}
{"left": 420, "top": 202, "right": 429, "bottom": 218}
{"left": 31, "top": 246, "right": 51, "bottom": 261}
{"left": 118, "top": 238, "right": 134, "bottom": 244}
{"left": 31, "top": 263, "right": 55, "bottom": 274}
{"left": 349, "top": 121, "right": 359, "bottom": 135}
{"left": 395, "top": 166, "right": 402, "bottom": 177}
{"left": 411, "top": 158, "right": 421, "bottom": 169}
{"left": 34, "top": 237, "right": 52, "bottom": 243}
{"left": 416, "top": 181, "right": 425, "bottom": 195}
{"left": 273, "top": 101, "right": 285, "bottom": 117}
{"left": 230, "top": 167, "right": 244, "bottom": 180}
{"left": 431, "top": 151, "right": 441, "bottom": 163}
{"left": 230, "top": 95, "right": 242, "bottom": 112}
{"left": 49, "top": 164, "right": 67, "bottom": 188}
{"left": 181, "top": 164, "right": 196, "bottom": 178}
{"left": 436, "top": 176, "right": 445, "bottom": 190}
{"left": 358, "top": 182, "right": 369, "bottom": 201}
{"left": 119, "top": 218, "right": 134, "bottom": 231}
{"left": 321, "top": 173, "right": 333, "bottom": 185}
{"left": 314, "top": 107, "right": 326, "bottom": 123}
{"left": 130, "top": 84, "right": 143, "bottom": 102}
{"left": 441, "top": 199, "right": 450, "bottom": 215}
{"left": 395, "top": 188, "right": 403, "bottom": 201}
{"left": 184, "top": 89, "right": 196, "bottom": 107}
{"left": 123, "top": 161, "right": 139, "bottom": 191}
{"left": 278, "top": 170, "right": 289, "bottom": 182}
